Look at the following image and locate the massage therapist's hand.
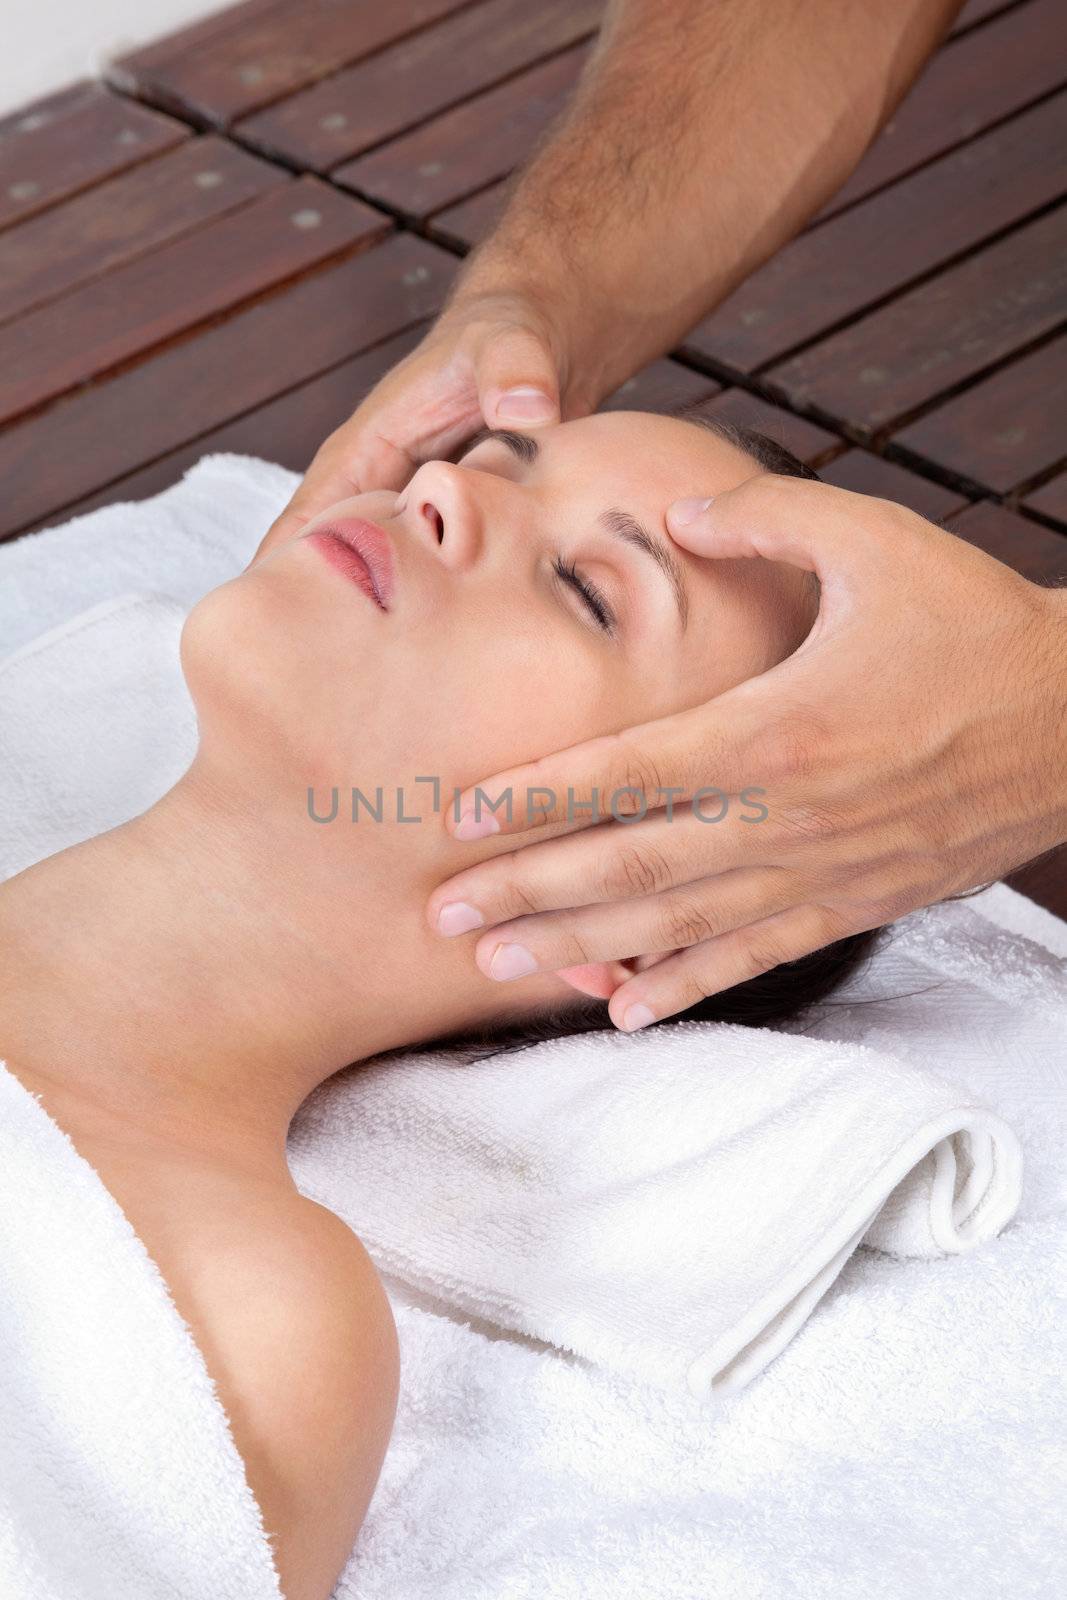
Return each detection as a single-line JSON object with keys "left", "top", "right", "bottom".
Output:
{"left": 426, "top": 476, "right": 1067, "bottom": 1032}
{"left": 248, "top": 288, "right": 581, "bottom": 564}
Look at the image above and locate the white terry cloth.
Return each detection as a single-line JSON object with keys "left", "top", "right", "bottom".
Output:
{"left": 289, "top": 1023, "right": 1025, "bottom": 1399}
{"left": 0, "top": 1058, "right": 284, "bottom": 1600}
{"left": 1, "top": 457, "right": 1064, "bottom": 1598}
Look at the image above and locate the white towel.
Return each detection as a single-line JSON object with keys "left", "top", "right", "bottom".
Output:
{"left": 0, "top": 1059, "right": 283, "bottom": 1600}
{"left": 288, "top": 1021, "right": 1024, "bottom": 1400}
{"left": 1, "top": 456, "right": 1063, "bottom": 1599}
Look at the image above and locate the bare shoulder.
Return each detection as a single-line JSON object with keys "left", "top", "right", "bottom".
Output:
{"left": 165, "top": 1185, "right": 402, "bottom": 1600}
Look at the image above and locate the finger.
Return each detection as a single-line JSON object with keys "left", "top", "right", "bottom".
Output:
{"left": 603, "top": 902, "right": 850, "bottom": 1031}
{"left": 554, "top": 949, "right": 673, "bottom": 1000}
{"left": 476, "top": 324, "right": 561, "bottom": 429}
{"left": 444, "top": 688, "right": 775, "bottom": 842}
{"left": 428, "top": 803, "right": 782, "bottom": 936}
{"left": 248, "top": 428, "right": 418, "bottom": 568}
{"left": 470, "top": 866, "right": 798, "bottom": 983}
{"left": 665, "top": 474, "right": 899, "bottom": 620}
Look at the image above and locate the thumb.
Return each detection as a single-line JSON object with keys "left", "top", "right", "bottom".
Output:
{"left": 476, "top": 323, "right": 561, "bottom": 429}
{"left": 666, "top": 474, "right": 883, "bottom": 583}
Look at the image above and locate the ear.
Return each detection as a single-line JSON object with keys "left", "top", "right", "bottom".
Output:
{"left": 555, "top": 950, "right": 677, "bottom": 1000}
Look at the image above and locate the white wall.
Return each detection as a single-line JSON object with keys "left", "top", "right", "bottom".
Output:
{"left": 3, "top": 0, "right": 229, "bottom": 118}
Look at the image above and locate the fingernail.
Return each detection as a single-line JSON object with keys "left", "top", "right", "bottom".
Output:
{"left": 436, "top": 901, "right": 485, "bottom": 936}
{"left": 488, "top": 942, "right": 538, "bottom": 980}
{"left": 667, "top": 497, "right": 713, "bottom": 528}
{"left": 621, "top": 1002, "right": 656, "bottom": 1032}
{"left": 494, "top": 387, "right": 556, "bottom": 424}
{"left": 454, "top": 807, "right": 501, "bottom": 842}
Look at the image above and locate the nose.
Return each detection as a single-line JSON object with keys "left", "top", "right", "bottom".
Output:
{"left": 399, "top": 459, "right": 488, "bottom": 572}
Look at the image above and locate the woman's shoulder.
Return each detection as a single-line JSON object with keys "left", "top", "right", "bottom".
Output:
{"left": 181, "top": 1185, "right": 401, "bottom": 1600}
{"left": 122, "top": 1162, "right": 401, "bottom": 1600}
{"left": 8, "top": 1071, "right": 401, "bottom": 1600}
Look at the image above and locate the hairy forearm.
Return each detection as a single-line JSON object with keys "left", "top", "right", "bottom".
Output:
{"left": 450, "top": 0, "right": 966, "bottom": 405}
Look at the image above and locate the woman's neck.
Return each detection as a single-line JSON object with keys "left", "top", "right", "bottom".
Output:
{"left": 0, "top": 761, "right": 488, "bottom": 1173}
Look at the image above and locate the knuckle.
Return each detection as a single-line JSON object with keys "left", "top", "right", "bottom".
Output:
{"left": 870, "top": 868, "right": 933, "bottom": 926}
{"left": 494, "top": 875, "right": 542, "bottom": 922}
{"left": 756, "top": 707, "right": 828, "bottom": 788}
{"left": 816, "top": 903, "right": 857, "bottom": 944}
{"left": 610, "top": 740, "right": 666, "bottom": 815}
{"left": 657, "top": 892, "right": 719, "bottom": 952}
{"left": 671, "top": 961, "right": 721, "bottom": 1012}
{"left": 783, "top": 800, "right": 841, "bottom": 844}
{"left": 556, "top": 923, "right": 594, "bottom": 967}
{"left": 599, "top": 841, "right": 671, "bottom": 900}
{"left": 738, "top": 928, "right": 789, "bottom": 978}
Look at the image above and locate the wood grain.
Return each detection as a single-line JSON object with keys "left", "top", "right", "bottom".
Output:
{"left": 893, "top": 334, "right": 1067, "bottom": 494}
{"left": 107, "top": 0, "right": 476, "bottom": 127}
{"left": 1022, "top": 473, "right": 1067, "bottom": 526}
{"left": 0, "top": 235, "right": 456, "bottom": 539}
{"left": 0, "top": 136, "right": 285, "bottom": 326}
{"left": 15, "top": 323, "right": 430, "bottom": 532}
{"left": 695, "top": 391, "right": 842, "bottom": 467}
{"left": 685, "top": 92, "right": 1067, "bottom": 374}
{"left": 766, "top": 205, "right": 1067, "bottom": 436}
{"left": 335, "top": 42, "right": 588, "bottom": 218}
{"left": 0, "top": 81, "right": 188, "bottom": 231}
{"left": 947, "top": 499, "right": 1067, "bottom": 585}
{"left": 0, "top": 178, "right": 390, "bottom": 428}
{"left": 234, "top": 0, "right": 604, "bottom": 171}
{"left": 426, "top": 180, "right": 508, "bottom": 249}
{"left": 817, "top": 0, "right": 1064, "bottom": 220}
{"left": 819, "top": 452, "right": 970, "bottom": 521}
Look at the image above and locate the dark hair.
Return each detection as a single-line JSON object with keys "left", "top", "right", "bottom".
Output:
{"left": 407, "top": 405, "right": 990, "bottom": 1063}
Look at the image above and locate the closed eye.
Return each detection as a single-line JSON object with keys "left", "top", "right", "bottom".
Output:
{"left": 552, "top": 555, "right": 616, "bottom": 635}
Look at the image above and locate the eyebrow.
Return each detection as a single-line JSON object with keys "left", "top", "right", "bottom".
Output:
{"left": 464, "top": 425, "right": 540, "bottom": 465}
{"left": 598, "top": 507, "right": 690, "bottom": 630}
{"left": 463, "top": 427, "right": 691, "bottom": 629}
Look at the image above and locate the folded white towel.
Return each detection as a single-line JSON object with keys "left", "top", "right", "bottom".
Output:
{"left": 287, "top": 1020, "right": 1024, "bottom": 1400}
{"left": 1, "top": 455, "right": 1063, "bottom": 1599}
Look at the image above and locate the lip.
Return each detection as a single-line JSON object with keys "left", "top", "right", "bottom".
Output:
{"left": 306, "top": 517, "right": 396, "bottom": 610}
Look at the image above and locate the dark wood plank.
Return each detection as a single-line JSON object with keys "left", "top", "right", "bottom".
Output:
{"left": 335, "top": 41, "right": 587, "bottom": 219}
{"left": 426, "top": 179, "right": 508, "bottom": 249}
{"left": 18, "top": 354, "right": 718, "bottom": 538}
{"left": 893, "top": 335, "right": 1067, "bottom": 494}
{"left": 694, "top": 391, "right": 842, "bottom": 467}
{"left": 950, "top": 0, "right": 1022, "bottom": 32}
{"left": 0, "top": 177, "right": 390, "bottom": 428}
{"left": 818, "top": 0, "right": 1064, "bottom": 221}
{"left": 820, "top": 451, "right": 970, "bottom": 521}
{"left": 235, "top": 0, "right": 605, "bottom": 172}
{"left": 766, "top": 205, "right": 1067, "bottom": 437}
{"left": 0, "top": 136, "right": 286, "bottom": 326}
{"left": 0, "top": 235, "right": 456, "bottom": 540}
{"left": 18, "top": 323, "right": 429, "bottom": 532}
{"left": 107, "top": 0, "right": 476, "bottom": 128}
{"left": 0, "top": 80, "right": 98, "bottom": 138}
{"left": 1004, "top": 849, "right": 1067, "bottom": 923}
{"left": 1023, "top": 473, "right": 1067, "bottom": 526}
{"left": 103, "top": 0, "right": 287, "bottom": 78}
{"left": 600, "top": 361, "right": 721, "bottom": 415}
{"left": 946, "top": 500, "right": 1067, "bottom": 586}
{"left": 0, "top": 82, "right": 189, "bottom": 230}
{"left": 684, "top": 91, "right": 1067, "bottom": 375}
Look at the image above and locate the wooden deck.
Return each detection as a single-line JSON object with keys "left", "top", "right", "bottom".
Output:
{"left": 2, "top": 0, "right": 1064, "bottom": 915}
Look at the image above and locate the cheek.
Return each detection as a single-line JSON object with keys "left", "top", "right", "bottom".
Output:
{"left": 399, "top": 605, "right": 626, "bottom": 788}
{"left": 181, "top": 567, "right": 642, "bottom": 801}
{"left": 180, "top": 567, "right": 385, "bottom": 791}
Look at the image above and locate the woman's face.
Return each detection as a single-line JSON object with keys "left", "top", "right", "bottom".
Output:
{"left": 184, "top": 410, "right": 814, "bottom": 818}
{"left": 180, "top": 409, "right": 816, "bottom": 1033}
